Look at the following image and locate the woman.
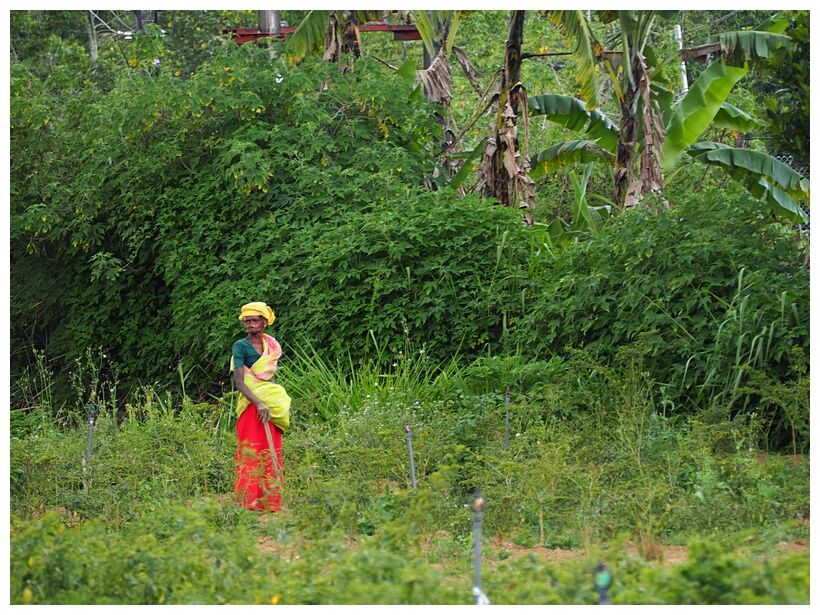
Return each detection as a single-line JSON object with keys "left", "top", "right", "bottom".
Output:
{"left": 231, "top": 301, "right": 291, "bottom": 512}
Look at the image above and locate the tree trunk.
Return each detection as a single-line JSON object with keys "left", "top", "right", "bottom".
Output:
{"left": 86, "top": 11, "right": 98, "bottom": 62}
{"left": 134, "top": 11, "right": 158, "bottom": 34}
{"left": 615, "top": 51, "right": 664, "bottom": 210}
{"left": 476, "top": 10, "right": 536, "bottom": 224}
{"left": 504, "top": 11, "right": 525, "bottom": 112}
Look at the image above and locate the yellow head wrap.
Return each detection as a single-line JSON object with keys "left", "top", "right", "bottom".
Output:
{"left": 238, "top": 301, "right": 275, "bottom": 325}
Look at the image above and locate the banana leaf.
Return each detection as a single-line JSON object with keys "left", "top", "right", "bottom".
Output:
{"left": 688, "top": 142, "right": 809, "bottom": 223}
{"left": 707, "top": 30, "right": 791, "bottom": 66}
{"left": 547, "top": 11, "right": 601, "bottom": 110}
{"left": 661, "top": 60, "right": 748, "bottom": 173}
{"left": 712, "top": 103, "right": 760, "bottom": 132}
{"left": 755, "top": 178, "right": 809, "bottom": 225}
{"left": 448, "top": 138, "right": 485, "bottom": 190}
{"left": 528, "top": 94, "right": 618, "bottom": 152}
{"left": 529, "top": 140, "right": 615, "bottom": 179}
{"left": 755, "top": 12, "right": 789, "bottom": 35}
{"left": 413, "top": 10, "right": 437, "bottom": 57}
{"left": 286, "top": 10, "right": 332, "bottom": 63}
{"left": 413, "top": 10, "right": 472, "bottom": 57}
{"left": 650, "top": 82, "right": 676, "bottom": 128}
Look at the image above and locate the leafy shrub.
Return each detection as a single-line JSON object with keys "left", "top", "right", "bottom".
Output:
{"left": 510, "top": 186, "right": 809, "bottom": 449}
{"left": 12, "top": 39, "right": 531, "bottom": 405}
{"left": 613, "top": 538, "right": 810, "bottom": 604}
{"left": 13, "top": 501, "right": 807, "bottom": 605}
{"left": 9, "top": 397, "right": 236, "bottom": 522}
{"left": 11, "top": 502, "right": 279, "bottom": 604}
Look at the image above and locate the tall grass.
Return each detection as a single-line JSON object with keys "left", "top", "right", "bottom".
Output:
{"left": 279, "top": 333, "right": 466, "bottom": 421}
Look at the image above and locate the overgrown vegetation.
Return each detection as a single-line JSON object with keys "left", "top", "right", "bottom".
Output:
{"left": 512, "top": 187, "right": 809, "bottom": 452}
{"left": 9, "top": 9, "right": 809, "bottom": 605}
{"left": 10, "top": 348, "right": 810, "bottom": 604}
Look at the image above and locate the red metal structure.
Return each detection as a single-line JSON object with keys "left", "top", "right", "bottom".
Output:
{"left": 223, "top": 23, "right": 421, "bottom": 45}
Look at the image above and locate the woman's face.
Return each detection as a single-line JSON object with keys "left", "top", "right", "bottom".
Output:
{"left": 243, "top": 316, "right": 267, "bottom": 335}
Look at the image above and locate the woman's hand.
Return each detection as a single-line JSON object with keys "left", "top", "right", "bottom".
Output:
{"left": 256, "top": 403, "right": 271, "bottom": 423}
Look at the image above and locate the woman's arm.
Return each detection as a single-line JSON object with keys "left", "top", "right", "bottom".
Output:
{"left": 233, "top": 366, "right": 271, "bottom": 422}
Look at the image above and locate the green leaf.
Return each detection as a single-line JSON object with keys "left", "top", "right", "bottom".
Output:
{"left": 650, "top": 83, "right": 677, "bottom": 127}
{"left": 444, "top": 11, "right": 469, "bottom": 56}
{"left": 707, "top": 30, "right": 791, "bottom": 66}
{"left": 687, "top": 142, "right": 809, "bottom": 222}
{"left": 529, "top": 140, "right": 615, "bottom": 179}
{"left": 448, "top": 138, "right": 485, "bottom": 190}
{"left": 528, "top": 94, "right": 618, "bottom": 152}
{"left": 286, "top": 10, "right": 332, "bottom": 63}
{"left": 756, "top": 177, "right": 809, "bottom": 225}
{"left": 397, "top": 58, "right": 416, "bottom": 83}
{"left": 661, "top": 60, "right": 748, "bottom": 173}
{"left": 413, "top": 11, "right": 437, "bottom": 58}
{"left": 712, "top": 103, "right": 760, "bottom": 133}
{"left": 548, "top": 11, "right": 601, "bottom": 110}
{"left": 754, "top": 12, "right": 790, "bottom": 34}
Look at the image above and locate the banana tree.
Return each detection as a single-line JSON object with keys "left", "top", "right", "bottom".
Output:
{"left": 285, "top": 9, "right": 390, "bottom": 66}
{"left": 470, "top": 10, "right": 537, "bottom": 224}
{"left": 530, "top": 11, "right": 808, "bottom": 224}
{"left": 548, "top": 9, "right": 677, "bottom": 209}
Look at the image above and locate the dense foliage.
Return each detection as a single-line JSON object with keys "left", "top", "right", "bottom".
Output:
{"left": 11, "top": 11, "right": 809, "bottom": 416}
{"left": 757, "top": 10, "right": 810, "bottom": 167}
{"left": 11, "top": 35, "right": 529, "bottom": 394}
{"left": 8, "top": 12, "right": 810, "bottom": 604}
{"left": 511, "top": 187, "right": 809, "bottom": 451}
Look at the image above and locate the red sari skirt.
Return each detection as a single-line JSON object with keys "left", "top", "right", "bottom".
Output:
{"left": 234, "top": 403, "right": 284, "bottom": 511}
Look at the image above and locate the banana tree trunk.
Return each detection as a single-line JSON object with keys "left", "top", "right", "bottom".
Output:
{"left": 615, "top": 52, "right": 664, "bottom": 210}
{"left": 477, "top": 10, "right": 536, "bottom": 224}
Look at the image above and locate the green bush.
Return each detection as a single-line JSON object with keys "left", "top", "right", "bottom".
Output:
{"left": 9, "top": 397, "right": 236, "bottom": 522}
{"left": 11, "top": 502, "right": 279, "bottom": 604}
{"left": 12, "top": 40, "right": 531, "bottom": 405}
{"left": 510, "top": 186, "right": 809, "bottom": 449}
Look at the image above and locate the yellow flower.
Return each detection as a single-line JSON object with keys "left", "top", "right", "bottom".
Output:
{"left": 271, "top": 595, "right": 280, "bottom": 605}
{"left": 23, "top": 588, "right": 33, "bottom": 602}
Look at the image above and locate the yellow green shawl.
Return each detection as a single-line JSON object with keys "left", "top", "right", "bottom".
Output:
{"left": 231, "top": 334, "right": 290, "bottom": 431}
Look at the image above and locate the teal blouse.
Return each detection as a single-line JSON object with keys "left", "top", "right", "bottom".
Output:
{"left": 232, "top": 338, "right": 262, "bottom": 370}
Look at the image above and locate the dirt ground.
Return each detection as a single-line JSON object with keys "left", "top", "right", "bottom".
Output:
{"left": 484, "top": 537, "right": 809, "bottom": 567}
{"left": 256, "top": 530, "right": 809, "bottom": 569}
